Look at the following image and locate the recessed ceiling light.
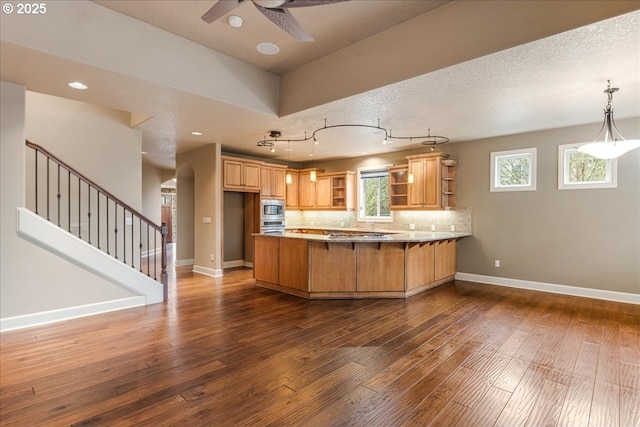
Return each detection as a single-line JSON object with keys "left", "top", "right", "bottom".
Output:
{"left": 228, "top": 15, "right": 243, "bottom": 28}
{"left": 68, "top": 81, "right": 88, "bottom": 90}
{"left": 308, "top": 153, "right": 314, "bottom": 157}
{"left": 191, "top": 131, "right": 203, "bottom": 136}
{"left": 257, "top": 42, "right": 280, "bottom": 55}
{"left": 141, "top": 151, "right": 148, "bottom": 155}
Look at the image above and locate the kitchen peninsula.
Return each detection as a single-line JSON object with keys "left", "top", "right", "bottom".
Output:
{"left": 254, "top": 229, "right": 470, "bottom": 299}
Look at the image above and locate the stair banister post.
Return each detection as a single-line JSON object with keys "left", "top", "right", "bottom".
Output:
{"left": 161, "top": 222, "right": 168, "bottom": 301}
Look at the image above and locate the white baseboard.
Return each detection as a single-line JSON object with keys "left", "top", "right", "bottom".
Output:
{"left": 193, "top": 265, "right": 223, "bottom": 278}
{"left": 175, "top": 258, "right": 194, "bottom": 267}
{"left": 455, "top": 272, "right": 640, "bottom": 305}
{"left": 0, "top": 296, "right": 146, "bottom": 332}
{"left": 222, "top": 260, "right": 253, "bottom": 269}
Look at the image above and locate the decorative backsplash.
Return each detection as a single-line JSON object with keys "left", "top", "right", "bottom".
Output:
{"left": 285, "top": 207, "right": 472, "bottom": 234}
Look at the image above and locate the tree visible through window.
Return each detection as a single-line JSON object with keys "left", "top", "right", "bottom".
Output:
{"left": 359, "top": 168, "right": 390, "bottom": 220}
{"left": 490, "top": 148, "right": 537, "bottom": 192}
{"left": 558, "top": 144, "right": 616, "bottom": 190}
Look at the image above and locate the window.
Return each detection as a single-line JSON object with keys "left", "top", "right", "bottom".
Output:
{"left": 558, "top": 143, "right": 617, "bottom": 190}
{"left": 358, "top": 166, "right": 391, "bottom": 221}
{"left": 490, "top": 148, "right": 537, "bottom": 192}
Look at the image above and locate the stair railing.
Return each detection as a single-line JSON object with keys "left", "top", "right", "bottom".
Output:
{"left": 26, "top": 140, "right": 168, "bottom": 301}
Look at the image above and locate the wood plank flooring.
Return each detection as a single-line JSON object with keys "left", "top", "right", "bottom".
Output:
{"left": 1, "top": 266, "right": 638, "bottom": 426}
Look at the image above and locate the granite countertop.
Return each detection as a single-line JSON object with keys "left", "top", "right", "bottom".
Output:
{"left": 256, "top": 228, "right": 470, "bottom": 243}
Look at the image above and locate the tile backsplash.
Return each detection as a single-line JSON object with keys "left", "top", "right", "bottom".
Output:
{"left": 285, "top": 206, "right": 472, "bottom": 234}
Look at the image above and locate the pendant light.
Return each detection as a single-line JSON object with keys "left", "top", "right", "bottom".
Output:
{"left": 407, "top": 137, "right": 415, "bottom": 184}
{"left": 285, "top": 141, "right": 292, "bottom": 185}
{"left": 310, "top": 137, "right": 317, "bottom": 182}
{"left": 578, "top": 80, "right": 640, "bottom": 160}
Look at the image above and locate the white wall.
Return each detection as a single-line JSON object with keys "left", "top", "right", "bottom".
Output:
{"left": 0, "top": 82, "right": 142, "bottom": 320}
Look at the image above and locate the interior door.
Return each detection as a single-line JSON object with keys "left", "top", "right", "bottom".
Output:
{"left": 161, "top": 203, "right": 173, "bottom": 243}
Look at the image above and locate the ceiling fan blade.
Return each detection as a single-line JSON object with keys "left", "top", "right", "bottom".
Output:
{"left": 281, "top": 0, "right": 351, "bottom": 8}
{"left": 254, "top": 5, "right": 314, "bottom": 42}
{"left": 201, "top": 0, "right": 245, "bottom": 23}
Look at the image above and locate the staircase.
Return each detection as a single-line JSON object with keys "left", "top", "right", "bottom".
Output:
{"left": 24, "top": 140, "right": 168, "bottom": 302}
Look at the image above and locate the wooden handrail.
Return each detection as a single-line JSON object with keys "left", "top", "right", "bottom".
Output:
{"left": 26, "top": 140, "right": 161, "bottom": 232}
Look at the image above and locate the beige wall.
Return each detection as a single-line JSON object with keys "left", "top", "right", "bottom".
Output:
{"left": 176, "top": 167, "right": 195, "bottom": 263}
{"left": 446, "top": 118, "right": 639, "bottom": 294}
{"left": 1, "top": 82, "right": 137, "bottom": 319}
{"left": 142, "top": 162, "right": 162, "bottom": 224}
{"left": 176, "top": 144, "right": 223, "bottom": 274}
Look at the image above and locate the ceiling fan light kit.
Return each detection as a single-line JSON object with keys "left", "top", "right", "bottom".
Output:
{"left": 578, "top": 80, "right": 640, "bottom": 160}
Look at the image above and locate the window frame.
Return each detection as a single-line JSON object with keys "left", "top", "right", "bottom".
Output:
{"left": 558, "top": 143, "right": 617, "bottom": 190}
{"left": 490, "top": 147, "right": 537, "bottom": 192}
{"left": 357, "top": 165, "right": 392, "bottom": 223}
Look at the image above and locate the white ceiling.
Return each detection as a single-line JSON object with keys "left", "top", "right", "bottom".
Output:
{"left": 1, "top": 1, "right": 639, "bottom": 170}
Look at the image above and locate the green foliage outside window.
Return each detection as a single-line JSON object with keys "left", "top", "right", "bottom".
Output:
{"left": 498, "top": 156, "right": 530, "bottom": 186}
{"left": 566, "top": 150, "right": 607, "bottom": 183}
{"left": 363, "top": 175, "right": 390, "bottom": 218}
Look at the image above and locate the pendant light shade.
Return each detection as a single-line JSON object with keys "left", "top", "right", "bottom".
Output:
{"left": 310, "top": 170, "right": 317, "bottom": 182}
{"left": 578, "top": 81, "right": 640, "bottom": 160}
{"left": 286, "top": 173, "right": 292, "bottom": 185}
{"left": 407, "top": 173, "right": 415, "bottom": 184}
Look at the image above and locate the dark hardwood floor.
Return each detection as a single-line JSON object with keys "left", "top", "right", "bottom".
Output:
{"left": 1, "top": 263, "right": 638, "bottom": 426}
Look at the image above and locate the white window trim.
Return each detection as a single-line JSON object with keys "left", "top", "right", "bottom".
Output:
{"left": 490, "top": 147, "right": 537, "bottom": 192}
{"left": 558, "top": 143, "right": 617, "bottom": 190}
{"left": 357, "top": 164, "right": 393, "bottom": 223}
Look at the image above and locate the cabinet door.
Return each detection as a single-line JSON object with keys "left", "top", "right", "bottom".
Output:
{"left": 254, "top": 236, "right": 279, "bottom": 284}
{"left": 279, "top": 238, "right": 309, "bottom": 291}
{"left": 243, "top": 163, "right": 261, "bottom": 191}
{"left": 299, "top": 172, "right": 315, "bottom": 209}
{"left": 422, "top": 157, "right": 440, "bottom": 208}
{"left": 260, "top": 166, "right": 272, "bottom": 197}
{"left": 272, "top": 168, "right": 286, "bottom": 199}
{"left": 223, "top": 159, "right": 244, "bottom": 190}
{"left": 408, "top": 159, "right": 424, "bottom": 207}
{"left": 286, "top": 171, "right": 299, "bottom": 209}
{"left": 315, "top": 176, "right": 331, "bottom": 209}
{"left": 434, "top": 239, "right": 456, "bottom": 281}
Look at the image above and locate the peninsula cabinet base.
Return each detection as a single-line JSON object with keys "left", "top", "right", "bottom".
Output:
{"left": 253, "top": 235, "right": 461, "bottom": 300}
{"left": 255, "top": 275, "right": 455, "bottom": 299}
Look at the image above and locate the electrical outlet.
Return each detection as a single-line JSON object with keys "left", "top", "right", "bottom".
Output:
{"left": 494, "top": 260, "right": 500, "bottom": 268}
{"left": 341, "top": 221, "right": 344, "bottom": 227}
{"left": 409, "top": 224, "right": 415, "bottom": 230}
{"left": 430, "top": 224, "right": 436, "bottom": 231}
{"left": 210, "top": 254, "right": 214, "bottom": 262}
{"left": 450, "top": 224, "right": 456, "bottom": 232}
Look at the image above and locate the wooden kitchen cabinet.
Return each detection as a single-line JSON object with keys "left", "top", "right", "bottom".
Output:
{"left": 223, "top": 157, "right": 261, "bottom": 192}
{"left": 358, "top": 242, "right": 405, "bottom": 292}
{"left": 298, "top": 170, "right": 316, "bottom": 209}
{"left": 405, "top": 153, "right": 455, "bottom": 210}
{"left": 254, "top": 236, "right": 279, "bottom": 284}
{"left": 310, "top": 241, "right": 356, "bottom": 292}
{"left": 315, "top": 175, "right": 332, "bottom": 208}
{"left": 285, "top": 170, "right": 299, "bottom": 209}
{"left": 388, "top": 165, "right": 409, "bottom": 209}
{"left": 279, "top": 238, "right": 309, "bottom": 292}
{"left": 329, "top": 172, "right": 355, "bottom": 210}
{"left": 260, "top": 164, "right": 286, "bottom": 199}
{"left": 434, "top": 239, "right": 457, "bottom": 281}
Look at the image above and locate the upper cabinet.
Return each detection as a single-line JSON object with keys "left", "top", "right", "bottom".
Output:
{"left": 388, "top": 165, "right": 409, "bottom": 209}
{"left": 223, "top": 157, "right": 261, "bottom": 192}
{"left": 294, "top": 169, "right": 354, "bottom": 210}
{"left": 393, "top": 153, "right": 456, "bottom": 210}
{"left": 260, "top": 164, "right": 286, "bottom": 199}
{"left": 285, "top": 169, "right": 299, "bottom": 209}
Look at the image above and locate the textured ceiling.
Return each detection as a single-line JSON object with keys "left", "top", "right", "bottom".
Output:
{"left": 1, "top": 2, "right": 638, "bottom": 169}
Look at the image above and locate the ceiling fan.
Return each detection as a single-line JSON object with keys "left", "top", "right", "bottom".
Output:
{"left": 201, "top": 0, "right": 350, "bottom": 42}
